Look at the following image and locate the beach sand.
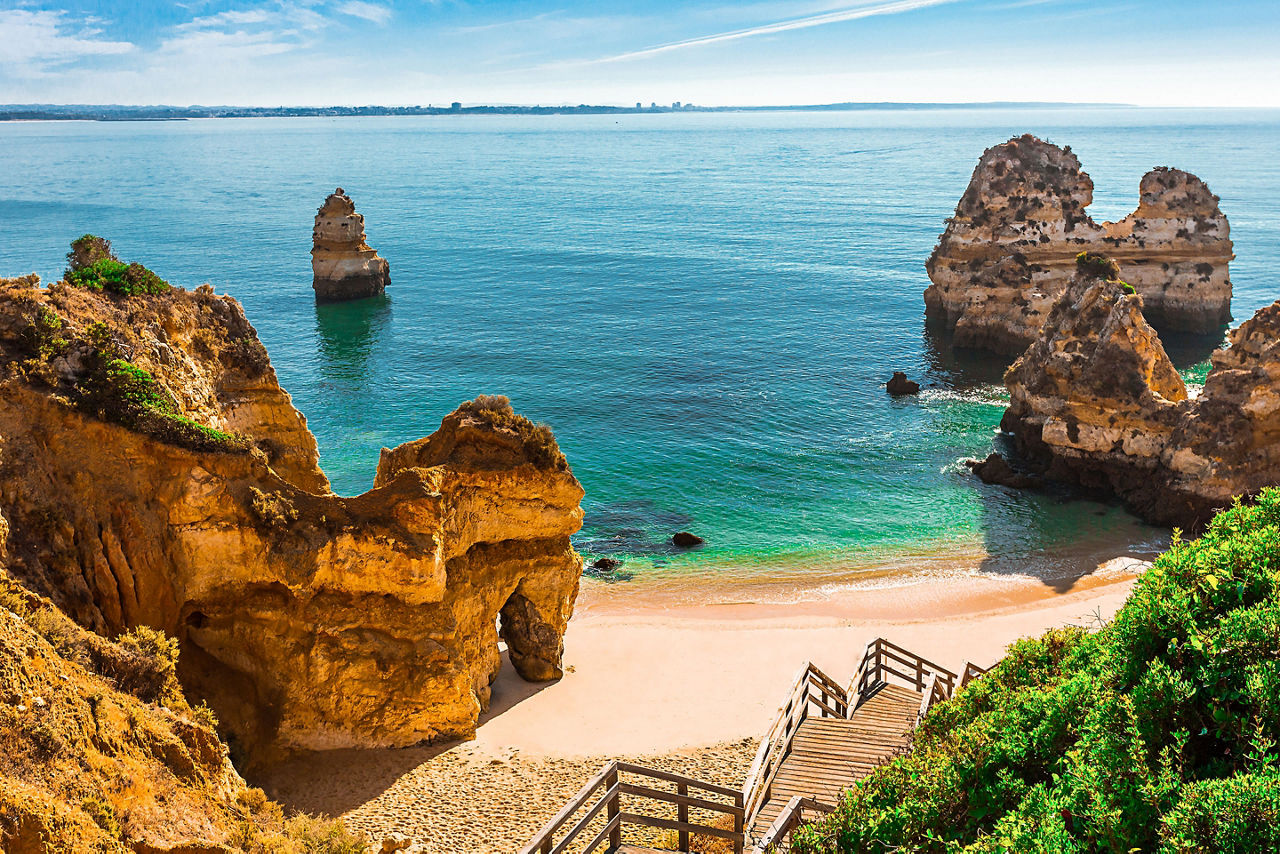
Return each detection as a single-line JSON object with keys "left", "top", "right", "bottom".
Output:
{"left": 256, "top": 565, "right": 1142, "bottom": 852}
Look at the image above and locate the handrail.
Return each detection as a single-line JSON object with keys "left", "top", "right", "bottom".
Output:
{"left": 520, "top": 761, "right": 744, "bottom": 854}
{"left": 753, "top": 796, "right": 833, "bottom": 852}
{"left": 742, "top": 662, "right": 848, "bottom": 837}
{"left": 916, "top": 672, "right": 949, "bottom": 724}
{"left": 852, "top": 638, "right": 959, "bottom": 705}
{"left": 959, "top": 660, "right": 990, "bottom": 687}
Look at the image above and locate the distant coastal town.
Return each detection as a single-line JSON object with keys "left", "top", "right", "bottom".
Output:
{"left": 0, "top": 100, "right": 1125, "bottom": 122}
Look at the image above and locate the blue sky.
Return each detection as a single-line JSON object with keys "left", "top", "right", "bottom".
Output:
{"left": 1, "top": 0, "right": 1277, "bottom": 106}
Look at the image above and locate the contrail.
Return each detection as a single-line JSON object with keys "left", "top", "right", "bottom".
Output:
{"left": 594, "top": 0, "right": 962, "bottom": 63}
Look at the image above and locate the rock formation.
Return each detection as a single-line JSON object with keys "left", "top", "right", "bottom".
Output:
{"left": 925, "top": 134, "right": 1234, "bottom": 354}
{"left": 996, "top": 259, "right": 1280, "bottom": 531}
{"left": 0, "top": 271, "right": 583, "bottom": 764}
{"left": 311, "top": 188, "right": 390, "bottom": 302}
{"left": 886, "top": 372, "right": 920, "bottom": 395}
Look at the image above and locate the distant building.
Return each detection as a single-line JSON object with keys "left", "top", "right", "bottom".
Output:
{"left": 650, "top": 102, "right": 657, "bottom": 109}
{"left": 635, "top": 102, "right": 642, "bottom": 109}
{"left": 450, "top": 102, "right": 462, "bottom": 111}
{"left": 672, "top": 101, "right": 682, "bottom": 110}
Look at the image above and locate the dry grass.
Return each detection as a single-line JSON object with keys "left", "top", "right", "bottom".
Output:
{"left": 457, "top": 394, "right": 568, "bottom": 470}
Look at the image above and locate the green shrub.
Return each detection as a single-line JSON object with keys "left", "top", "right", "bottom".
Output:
{"left": 77, "top": 355, "right": 249, "bottom": 453}
{"left": 23, "top": 305, "right": 69, "bottom": 360}
{"left": 1075, "top": 250, "right": 1122, "bottom": 281}
{"left": 66, "top": 234, "right": 114, "bottom": 274}
{"left": 793, "top": 492, "right": 1280, "bottom": 854}
{"left": 67, "top": 258, "right": 170, "bottom": 296}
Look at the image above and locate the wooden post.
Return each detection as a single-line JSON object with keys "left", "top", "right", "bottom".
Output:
{"left": 606, "top": 766, "right": 621, "bottom": 850}
{"left": 734, "top": 792, "right": 745, "bottom": 854}
{"left": 677, "top": 782, "right": 689, "bottom": 851}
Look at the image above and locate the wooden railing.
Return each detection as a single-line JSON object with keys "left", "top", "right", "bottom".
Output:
{"left": 519, "top": 761, "right": 744, "bottom": 854}
{"left": 850, "top": 638, "right": 958, "bottom": 703}
{"left": 959, "top": 660, "right": 989, "bottom": 688}
{"left": 916, "top": 672, "right": 950, "bottom": 724}
{"left": 754, "top": 796, "right": 833, "bottom": 853}
{"left": 742, "top": 663, "right": 848, "bottom": 839}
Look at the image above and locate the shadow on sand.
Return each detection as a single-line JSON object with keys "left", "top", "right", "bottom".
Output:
{"left": 252, "top": 647, "right": 554, "bottom": 817}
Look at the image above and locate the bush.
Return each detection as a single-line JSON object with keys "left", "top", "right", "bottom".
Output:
{"left": 23, "top": 305, "right": 69, "bottom": 360}
{"left": 104, "top": 625, "right": 181, "bottom": 705}
{"left": 456, "top": 394, "right": 568, "bottom": 470}
{"left": 77, "top": 355, "right": 249, "bottom": 454}
{"left": 66, "top": 234, "right": 114, "bottom": 274}
{"left": 67, "top": 258, "right": 170, "bottom": 296}
{"left": 1075, "top": 250, "right": 1122, "bottom": 282}
{"left": 793, "top": 491, "right": 1280, "bottom": 854}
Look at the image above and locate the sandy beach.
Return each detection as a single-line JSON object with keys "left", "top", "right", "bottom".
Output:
{"left": 256, "top": 563, "right": 1142, "bottom": 852}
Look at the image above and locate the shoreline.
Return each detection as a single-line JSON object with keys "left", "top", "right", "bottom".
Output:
{"left": 258, "top": 562, "right": 1141, "bottom": 851}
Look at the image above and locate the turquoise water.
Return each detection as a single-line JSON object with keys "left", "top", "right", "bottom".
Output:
{"left": 2, "top": 108, "right": 1278, "bottom": 587}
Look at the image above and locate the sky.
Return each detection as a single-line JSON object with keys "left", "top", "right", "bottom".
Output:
{"left": 0, "top": 0, "right": 1277, "bottom": 107}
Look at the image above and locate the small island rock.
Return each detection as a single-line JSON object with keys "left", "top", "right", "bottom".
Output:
{"left": 311, "top": 187, "right": 391, "bottom": 302}
{"left": 886, "top": 372, "right": 920, "bottom": 396}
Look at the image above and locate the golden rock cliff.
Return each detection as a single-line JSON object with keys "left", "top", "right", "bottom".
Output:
{"left": 926, "top": 134, "right": 1234, "bottom": 354}
{"left": 0, "top": 275, "right": 583, "bottom": 764}
{"left": 998, "top": 265, "right": 1280, "bottom": 530}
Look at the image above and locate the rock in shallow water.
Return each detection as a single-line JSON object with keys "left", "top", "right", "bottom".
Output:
{"left": 672, "top": 532, "right": 704, "bottom": 548}
{"left": 966, "top": 452, "right": 1041, "bottom": 490}
{"left": 886, "top": 372, "right": 920, "bottom": 396}
{"left": 995, "top": 261, "right": 1280, "bottom": 532}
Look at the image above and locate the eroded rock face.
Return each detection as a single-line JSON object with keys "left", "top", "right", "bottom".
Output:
{"left": 926, "top": 134, "right": 1234, "bottom": 354}
{"left": 999, "top": 268, "right": 1280, "bottom": 530}
{"left": 0, "top": 276, "right": 583, "bottom": 763}
{"left": 311, "top": 188, "right": 390, "bottom": 302}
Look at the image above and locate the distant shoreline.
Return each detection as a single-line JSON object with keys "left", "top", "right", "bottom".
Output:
{"left": 0, "top": 100, "right": 1136, "bottom": 122}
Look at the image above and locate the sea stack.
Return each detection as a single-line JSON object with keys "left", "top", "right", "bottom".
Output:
{"left": 310, "top": 187, "right": 390, "bottom": 301}
{"left": 925, "top": 134, "right": 1234, "bottom": 355}
{"left": 993, "top": 254, "right": 1280, "bottom": 532}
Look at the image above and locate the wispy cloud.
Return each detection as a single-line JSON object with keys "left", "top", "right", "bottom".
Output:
{"left": 0, "top": 9, "right": 134, "bottom": 72}
{"left": 587, "top": 0, "right": 961, "bottom": 63}
{"left": 337, "top": 1, "right": 393, "bottom": 25}
{"left": 159, "top": 2, "right": 326, "bottom": 63}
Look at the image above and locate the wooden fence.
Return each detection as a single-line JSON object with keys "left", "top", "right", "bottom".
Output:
{"left": 518, "top": 760, "right": 745, "bottom": 854}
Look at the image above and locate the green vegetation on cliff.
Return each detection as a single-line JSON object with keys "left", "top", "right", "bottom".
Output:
{"left": 65, "top": 235, "right": 170, "bottom": 297}
{"left": 794, "top": 492, "right": 1280, "bottom": 854}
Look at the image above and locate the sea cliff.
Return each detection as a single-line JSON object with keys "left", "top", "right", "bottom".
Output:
{"left": 990, "top": 254, "right": 1280, "bottom": 530}
{"left": 925, "top": 134, "right": 1234, "bottom": 354}
{"left": 0, "top": 259, "right": 583, "bottom": 764}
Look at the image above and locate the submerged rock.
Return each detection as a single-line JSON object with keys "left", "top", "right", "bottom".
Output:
{"left": 886, "top": 372, "right": 920, "bottom": 395}
{"left": 997, "top": 258, "right": 1280, "bottom": 531}
{"left": 925, "top": 134, "right": 1234, "bottom": 355}
{"left": 966, "top": 452, "right": 1042, "bottom": 489}
{"left": 672, "top": 532, "right": 704, "bottom": 548}
{"left": 311, "top": 187, "right": 391, "bottom": 302}
{"left": 0, "top": 274, "right": 583, "bottom": 763}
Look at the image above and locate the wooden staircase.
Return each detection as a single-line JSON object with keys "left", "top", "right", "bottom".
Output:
{"left": 518, "top": 638, "right": 992, "bottom": 854}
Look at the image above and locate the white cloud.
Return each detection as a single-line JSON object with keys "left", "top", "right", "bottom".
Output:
{"left": 587, "top": 0, "right": 962, "bottom": 63}
{"left": 0, "top": 8, "right": 133, "bottom": 70}
{"left": 337, "top": 1, "right": 392, "bottom": 24}
{"left": 176, "top": 9, "right": 274, "bottom": 30}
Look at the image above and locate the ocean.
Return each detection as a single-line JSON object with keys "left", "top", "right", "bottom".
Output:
{"left": 3, "top": 107, "right": 1278, "bottom": 592}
